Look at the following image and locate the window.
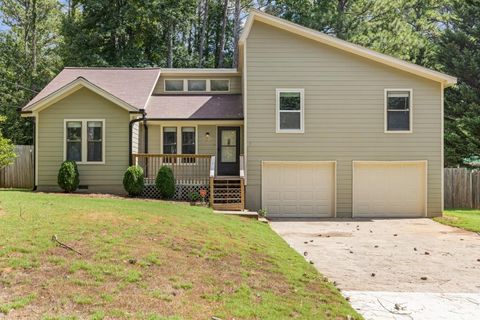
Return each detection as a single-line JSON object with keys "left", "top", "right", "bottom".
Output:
{"left": 87, "top": 121, "right": 103, "bottom": 161}
{"left": 181, "top": 127, "right": 196, "bottom": 154}
{"left": 165, "top": 79, "right": 184, "bottom": 92}
{"left": 65, "top": 120, "right": 104, "bottom": 163}
{"left": 163, "top": 127, "right": 177, "bottom": 154}
{"left": 276, "top": 89, "right": 304, "bottom": 133}
{"left": 210, "top": 79, "right": 230, "bottom": 92}
{"left": 385, "top": 90, "right": 412, "bottom": 132}
{"left": 66, "top": 121, "right": 82, "bottom": 161}
{"left": 188, "top": 79, "right": 207, "bottom": 92}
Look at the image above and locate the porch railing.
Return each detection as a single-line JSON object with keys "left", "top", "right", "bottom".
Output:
{"left": 131, "top": 153, "right": 212, "bottom": 185}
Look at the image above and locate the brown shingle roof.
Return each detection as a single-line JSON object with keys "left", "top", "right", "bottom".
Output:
{"left": 23, "top": 67, "right": 161, "bottom": 110}
{"left": 145, "top": 94, "right": 243, "bottom": 120}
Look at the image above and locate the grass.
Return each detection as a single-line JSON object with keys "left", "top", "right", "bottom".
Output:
{"left": 434, "top": 209, "right": 480, "bottom": 232}
{"left": 0, "top": 191, "right": 360, "bottom": 319}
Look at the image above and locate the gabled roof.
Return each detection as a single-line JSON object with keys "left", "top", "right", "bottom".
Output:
{"left": 239, "top": 10, "right": 457, "bottom": 87}
{"left": 22, "top": 67, "right": 161, "bottom": 112}
{"left": 145, "top": 94, "right": 243, "bottom": 120}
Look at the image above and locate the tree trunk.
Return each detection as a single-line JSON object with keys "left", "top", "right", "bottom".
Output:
{"left": 217, "top": 0, "right": 229, "bottom": 68}
{"left": 167, "top": 22, "right": 174, "bottom": 68}
{"left": 232, "top": 0, "right": 241, "bottom": 68}
{"left": 198, "top": 0, "right": 209, "bottom": 67}
{"left": 31, "top": 0, "right": 37, "bottom": 75}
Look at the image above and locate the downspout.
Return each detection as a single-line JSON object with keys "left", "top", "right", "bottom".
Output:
{"left": 129, "top": 110, "right": 146, "bottom": 166}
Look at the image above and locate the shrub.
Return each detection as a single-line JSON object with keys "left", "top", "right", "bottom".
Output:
{"left": 57, "top": 160, "right": 79, "bottom": 192}
{"left": 123, "top": 166, "right": 145, "bottom": 196}
{"left": 155, "top": 166, "right": 175, "bottom": 199}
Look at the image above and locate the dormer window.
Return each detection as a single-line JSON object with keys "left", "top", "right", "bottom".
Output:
{"left": 164, "top": 79, "right": 230, "bottom": 92}
{"left": 188, "top": 80, "right": 207, "bottom": 92}
{"left": 165, "top": 79, "right": 184, "bottom": 92}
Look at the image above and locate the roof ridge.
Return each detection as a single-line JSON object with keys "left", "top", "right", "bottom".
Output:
{"left": 64, "top": 67, "right": 161, "bottom": 70}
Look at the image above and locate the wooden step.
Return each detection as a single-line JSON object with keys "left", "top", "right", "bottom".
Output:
{"left": 210, "top": 177, "right": 245, "bottom": 211}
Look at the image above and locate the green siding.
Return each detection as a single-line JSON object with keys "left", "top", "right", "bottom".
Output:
{"left": 245, "top": 21, "right": 442, "bottom": 217}
{"left": 37, "top": 88, "right": 130, "bottom": 193}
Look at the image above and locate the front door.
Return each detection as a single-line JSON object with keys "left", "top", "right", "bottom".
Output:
{"left": 217, "top": 127, "right": 240, "bottom": 176}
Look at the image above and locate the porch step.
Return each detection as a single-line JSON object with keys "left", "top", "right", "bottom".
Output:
{"left": 210, "top": 177, "right": 245, "bottom": 211}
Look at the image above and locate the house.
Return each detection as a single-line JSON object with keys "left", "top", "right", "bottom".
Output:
{"left": 21, "top": 10, "right": 456, "bottom": 218}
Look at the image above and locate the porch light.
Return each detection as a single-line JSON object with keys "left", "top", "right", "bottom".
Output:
{"left": 205, "top": 132, "right": 210, "bottom": 138}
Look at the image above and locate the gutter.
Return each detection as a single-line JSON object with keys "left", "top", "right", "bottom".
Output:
{"left": 128, "top": 109, "right": 146, "bottom": 166}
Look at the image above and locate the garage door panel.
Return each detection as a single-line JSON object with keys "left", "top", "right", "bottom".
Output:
{"left": 353, "top": 161, "right": 426, "bottom": 218}
{"left": 263, "top": 162, "right": 335, "bottom": 218}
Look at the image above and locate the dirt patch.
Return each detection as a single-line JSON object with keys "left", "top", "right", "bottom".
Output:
{"left": 317, "top": 232, "right": 353, "bottom": 238}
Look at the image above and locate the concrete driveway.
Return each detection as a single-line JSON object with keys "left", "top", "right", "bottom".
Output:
{"left": 270, "top": 219, "right": 480, "bottom": 320}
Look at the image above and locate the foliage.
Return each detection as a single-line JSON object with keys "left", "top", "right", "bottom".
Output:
{"left": 0, "top": 116, "right": 16, "bottom": 169}
{"left": 189, "top": 191, "right": 200, "bottom": 202}
{"left": 122, "top": 165, "right": 145, "bottom": 196}
{"left": 438, "top": 0, "right": 480, "bottom": 167}
{"left": 155, "top": 166, "right": 175, "bottom": 199}
{"left": 257, "top": 208, "right": 268, "bottom": 218}
{"left": 434, "top": 209, "right": 480, "bottom": 233}
{"left": 57, "top": 160, "right": 79, "bottom": 192}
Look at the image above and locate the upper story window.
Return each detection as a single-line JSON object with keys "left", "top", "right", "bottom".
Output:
{"left": 188, "top": 79, "right": 207, "bottom": 92}
{"left": 276, "top": 89, "right": 305, "bottom": 133}
{"left": 164, "top": 79, "right": 230, "bottom": 92}
{"left": 165, "top": 79, "right": 184, "bottom": 92}
{"left": 210, "top": 79, "right": 230, "bottom": 92}
{"left": 385, "top": 89, "right": 412, "bottom": 132}
{"left": 65, "top": 119, "right": 104, "bottom": 164}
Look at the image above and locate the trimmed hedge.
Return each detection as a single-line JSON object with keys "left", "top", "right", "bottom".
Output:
{"left": 57, "top": 160, "right": 79, "bottom": 192}
{"left": 123, "top": 166, "right": 145, "bottom": 196}
{"left": 155, "top": 166, "right": 175, "bottom": 199}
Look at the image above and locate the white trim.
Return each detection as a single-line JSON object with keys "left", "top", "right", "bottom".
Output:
{"left": 63, "top": 119, "right": 106, "bottom": 165}
{"left": 441, "top": 83, "right": 444, "bottom": 213}
{"left": 160, "top": 68, "right": 240, "bottom": 76}
{"left": 352, "top": 160, "right": 428, "bottom": 218}
{"left": 384, "top": 89, "right": 413, "bottom": 133}
{"left": 24, "top": 78, "right": 138, "bottom": 112}
{"left": 276, "top": 88, "right": 305, "bottom": 133}
{"left": 239, "top": 10, "right": 456, "bottom": 87}
{"left": 261, "top": 160, "right": 337, "bottom": 218}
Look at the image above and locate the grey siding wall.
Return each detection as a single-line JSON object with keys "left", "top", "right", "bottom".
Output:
{"left": 153, "top": 75, "right": 242, "bottom": 94}
{"left": 245, "top": 21, "right": 442, "bottom": 217}
{"left": 37, "top": 88, "right": 130, "bottom": 193}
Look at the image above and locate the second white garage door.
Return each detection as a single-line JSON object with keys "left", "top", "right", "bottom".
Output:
{"left": 262, "top": 161, "right": 336, "bottom": 218}
{"left": 353, "top": 161, "right": 427, "bottom": 218}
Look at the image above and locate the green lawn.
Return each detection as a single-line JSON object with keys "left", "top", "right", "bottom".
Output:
{"left": 0, "top": 191, "right": 360, "bottom": 320}
{"left": 434, "top": 210, "right": 480, "bottom": 232}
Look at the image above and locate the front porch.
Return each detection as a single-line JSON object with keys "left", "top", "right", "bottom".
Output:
{"left": 131, "top": 153, "right": 245, "bottom": 210}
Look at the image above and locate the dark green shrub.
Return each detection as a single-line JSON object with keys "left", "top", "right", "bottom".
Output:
{"left": 57, "top": 160, "right": 79, "bottom": 192}
{"left": 155, "top": 166, "right": 175, "bottom": 199}
{"left": 123, "top": 166, "right": 145, "bottom": 196}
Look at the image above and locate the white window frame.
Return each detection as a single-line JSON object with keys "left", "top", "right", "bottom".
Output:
{"left": 187, "top": 79, "right": 208, "bottom": 92}
{"left": 384, "top": 89, "right": 413, "bottom": 133}
{"left": 164, "top": 79, "right": 185, "bottom": 92}
{"left": 210, "top": 79, "right": 230, "bottom": 92}
{"left": 161, "top": 124, "right": 199, "bottom": 155}
{"left": 163, "top": 79, "right": 231, "bottom": 93}
{"left": 276, "top": 88, "right": 305, "bottom": 133}
{"left": 64, "top": 119, "right": 106, "bottom": 164}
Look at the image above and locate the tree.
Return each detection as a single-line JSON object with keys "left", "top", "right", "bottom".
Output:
{"left": 0, "top": 116, "right": 16, "bottom": 169}
{"left": 438, "top": 0, "right": 480, "bottom": 166}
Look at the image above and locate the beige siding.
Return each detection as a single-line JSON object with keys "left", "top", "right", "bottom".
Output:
{"left": 198, "top": 125, "right": 216, "bottom": 154}
{"left": 37, "top": 88, "right": 130, "bottom": 193}
{"left": 147, "top": 124, "right": 162, "bottom": 153}
{"left": 245, "top": 21, "right": 442, "bottom": 217}
{"left": 153, "top": 75, "right": 242, "bottom": 94}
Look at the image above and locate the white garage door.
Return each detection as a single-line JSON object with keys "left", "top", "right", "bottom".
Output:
{"left": 262, "top": 161, "right": 336, "bottom": 218}
{"left": 353, "top": 161, "right": 427, "bottom": 218}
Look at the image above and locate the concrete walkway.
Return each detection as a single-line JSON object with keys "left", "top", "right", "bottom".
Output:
{"left": 270, "top": 219, "right": 480, "bottom": 319}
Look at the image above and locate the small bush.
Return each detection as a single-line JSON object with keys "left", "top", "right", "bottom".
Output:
{"left": 57, "top": 160, "right": 79, "bottom": 192}
{"left": 155, "top": 166, "right": 175, "bottom": 199}
{"left": 123, "top": 166, "right": 145, "bottom": 196}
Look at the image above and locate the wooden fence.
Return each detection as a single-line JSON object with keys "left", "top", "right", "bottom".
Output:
{"left": 0, "top": 145, "right": 34, "bottom": 189}
{"left": 444, "top": 168, "right": 480, "bottom": 209}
